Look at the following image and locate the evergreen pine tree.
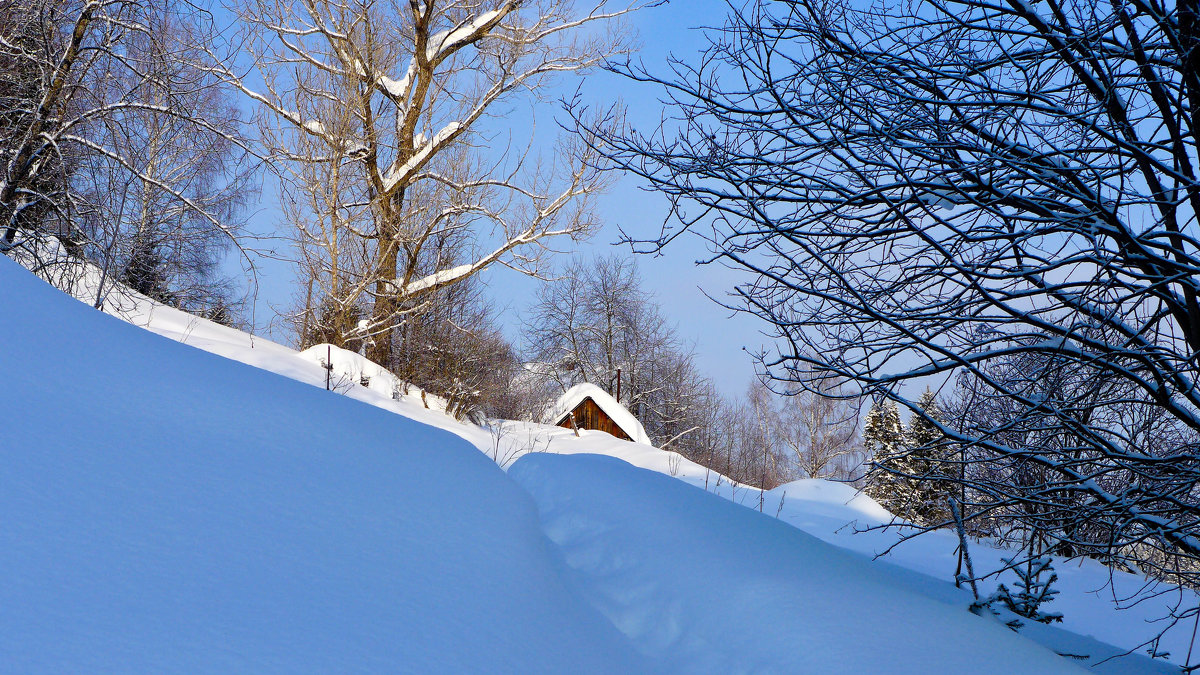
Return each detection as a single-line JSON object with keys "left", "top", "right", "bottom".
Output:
{"left": 120, "top": 236, "right": 176, "bottom": 305}
{"left": 863, "top": 400, "right": 904, "bottom": 457}
{"left": 864, "top": 400, "right": 916, "bottom": 519}
{"left": 866, "top": 393, "right": 958, "bottom": 526}
{"left": 980, "top": 554, "right": 1064, "bottom": 630}
{"left": 906, "top": 389, "right": 944, "bottom": 449}
{"left": 903, "top": 389, "right": 955, "bottom": 525}
{"left": 1004, "top": 554, "right": 1062, "bottom": 624}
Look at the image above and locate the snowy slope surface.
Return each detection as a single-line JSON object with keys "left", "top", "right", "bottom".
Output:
{"left": 764, "top": 480, "right": 1199, "bottom": 670}
{"left": 6, "top": 254, "right": 1195, "bottom": 673}
{"left": 0, "top": 257, "right": 645, "bottom": 672}
{"left": 510, "top": 453, "right": 1092, "bottom": 675}
{"left": 294, "top": 342, "right": 452, "bottom": 411}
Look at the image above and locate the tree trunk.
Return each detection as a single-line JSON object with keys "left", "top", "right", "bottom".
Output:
{"left": 365, "top": 214, "right": 401, "bottom": 366}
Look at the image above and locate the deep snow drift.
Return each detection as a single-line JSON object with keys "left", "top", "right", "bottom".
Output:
{"left": 765, "top": 480, "right": 1199, "bottom": 670}
{"left": 0, "top": 256, "right": 643, "bottom": 672}
{"left": 510, "top": 452, "right": 1088, "bottom": 674}
{"left": 3, "top": 255, "right": 1195, "bottom": 673}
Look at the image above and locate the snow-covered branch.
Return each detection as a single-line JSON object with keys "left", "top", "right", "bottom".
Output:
{"left": 237, "top": 0, "right": 636, "bottom": 363}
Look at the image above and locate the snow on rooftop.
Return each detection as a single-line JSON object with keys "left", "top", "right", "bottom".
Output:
{"left": 544, "top": 382, "right": 652, "bottom": 445}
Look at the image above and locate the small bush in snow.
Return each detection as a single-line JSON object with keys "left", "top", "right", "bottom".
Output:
{"left": 976, "top": 554, "right": 1064, "bottom": 631}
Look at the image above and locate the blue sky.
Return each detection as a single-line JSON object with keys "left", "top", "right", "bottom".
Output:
{"left": 238, "top": 0, "right": 767, "bottom": 392}
{"left": 485, "top": 0, "right": 768, "bottom": 391}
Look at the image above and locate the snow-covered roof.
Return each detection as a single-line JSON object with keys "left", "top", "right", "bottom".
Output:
{"left": 544, "top": 383, "right": 651, "bottom": 445}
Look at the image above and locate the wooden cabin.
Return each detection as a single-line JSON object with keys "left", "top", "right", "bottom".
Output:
{"left": 547, "top": 382, "right": 649, "bottom": 444}
{"left": 556, "top": 396, "right": 633, "bottom": 441}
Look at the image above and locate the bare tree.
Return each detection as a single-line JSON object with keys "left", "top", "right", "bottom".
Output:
{"left": 779, "top": 372, "right": 862, "bottom": 481}
{"left": 745, "top": 377, "right": 785, "bottom": 500}
{"left": 944, "top": 341, "right": 1200, "bottom": 560}
{"left": 83, "top": 4, "right": 254, "bottom": 315}
{"left": 1, "top": 0, "right": 253, "bottom": 306}
{"left": 524, "top": 254, "right": 712, "bottom": 450}
{"left": 231, "top": 0, "right": 639, "bottom": 365}
{"left": 0, "top": 0, "right": 75, "bottom": 243}
{"left": 524, "top": 255, "right": 664, "bottom": 396}
{"left": 582, "top": 0, "right": 1200, "bottom": 638}
{"left": 393, "top": 273, "right": 520, "bottom": 420}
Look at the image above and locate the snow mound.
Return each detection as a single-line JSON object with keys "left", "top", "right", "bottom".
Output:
{"left": 7, "top": 250, "right": 1193, "bottom": 672}
{"left": 766, "top": 478, "right": 894, "bottom": 526}
{"left": 0, "top": 256, "right": 646, "bottom": 672}
{"left": 295, "top": 343, "right": 448, "bottom": 410}
{"left": 544, "top": 382, "right": 651, "bottom": 445}
{"left": 510, "top": 452, "right": 1087, "bottom": 674}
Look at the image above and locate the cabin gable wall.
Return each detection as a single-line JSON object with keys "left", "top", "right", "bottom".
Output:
{"left": 557, "top": 397, "right": 633, "bottom": 441}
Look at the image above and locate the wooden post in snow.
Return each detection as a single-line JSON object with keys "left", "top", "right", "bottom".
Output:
{"left": 568, "top": 412, "right": 580, "bottom": 436}
{"left": 325, "top": 344, "right": 333, "bottom": 390}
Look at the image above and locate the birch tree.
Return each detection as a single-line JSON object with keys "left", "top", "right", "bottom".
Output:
{"left": 85, "top": 4, "right": 253, "bottom": 314}
{"left": 779, "top": 373, "right": 861, "bottom": 481}
{"left": 584, "top": 0, "right": 1200, "bottom": 631}
{"left": 233, "top": 0, "right": 638, "bottom": 365}
{"left": 0, "top": 0, "right": 73, "bottom": 243}
{"left": 1, "top": 0, "right": 253, "bottom": 306}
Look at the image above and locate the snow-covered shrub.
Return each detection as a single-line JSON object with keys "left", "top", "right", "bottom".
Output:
{"left": 976, "top": 555, "right": 1064, "bottom": 630}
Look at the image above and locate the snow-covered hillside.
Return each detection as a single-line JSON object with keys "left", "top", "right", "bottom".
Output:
{"left": 0, "top": 256, "right": 642, "bottom": 672}
{"left": 2, "top": 255, "right": 1194, "bottom": 673}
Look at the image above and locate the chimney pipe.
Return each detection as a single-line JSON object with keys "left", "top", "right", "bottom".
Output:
{"left": 616, "top": 368, "right": 622, "bottom": 403}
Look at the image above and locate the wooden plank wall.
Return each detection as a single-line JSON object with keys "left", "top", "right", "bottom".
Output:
{"left": 557, "top": 397, "right": 633, "bottom": 441}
